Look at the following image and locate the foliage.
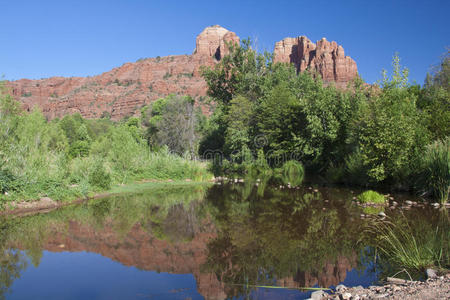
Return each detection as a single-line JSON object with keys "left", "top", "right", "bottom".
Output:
{"left": 277, "top": 160, "right": 305, "bottom": 187}
{"left": 141, "top": 95, "right": 200, "bottom": 155}
{"left": 88, "top": 160, "right": 111, "bottom": 190}
{"left": 367, "top": 216, "right": 449, "bottom": 272}
{"left": 200, "top": 44, "right": 448, "bottom": 201}
{"left": 0, "top": 82, "right": 211, "bottom": 206}
{"left": 416, "top": 137, "right": 450, "bottom": 203}
{"left": 224, "top": 95, "right": 254, "bottom": 156}
{"left": 0, "top": 168, "right": 18, "bottom": 194}
{"left": 357, "top": 190, "right": 385, "bottom": 204}
{"left": 201, "top": 39, "right": 272, "bottom": 105}
{"left": 351, "top": 55, "right": 428, "bottom": 184}
{"left": 418, "top": 50, "right": 450, "bottom": 140}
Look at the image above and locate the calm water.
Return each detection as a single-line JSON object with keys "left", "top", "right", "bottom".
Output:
{"left": 0, "top": 182, "right": 447, "bottom": 300}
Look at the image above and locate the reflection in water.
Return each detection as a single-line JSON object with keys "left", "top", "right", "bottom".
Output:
{"left": 0, "top": 218, "right": 28, "bottom": 300}
{"left": 0, "top": 182, "right": 447, "bottom": 299}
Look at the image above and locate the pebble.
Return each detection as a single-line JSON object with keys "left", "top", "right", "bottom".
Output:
{"left": 325, "top": 276, "right": 450, "bottom": 300}
{"left": 341, "top": 292, "right": 352, "bottom": 300}
{"left": 378, "top": 212, "right": 386, "bottom": 218}
{"left": 335, "top": 284, "right": 346, "bottom": 292}
{"left": 310, "top": 290, "right": 328, "bottom": 300}
{"left": 426, "top": 268, "right": 437, "bottom": 279}
{"left": 405, "top": 200, "right": 413, "bottom": 206}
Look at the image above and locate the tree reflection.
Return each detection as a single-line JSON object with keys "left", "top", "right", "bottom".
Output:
{"left": 202, "top": 183, "right": 366, "bottom": 298}
{"left": 0, "top": 218, "right": 28, "bottom": 300}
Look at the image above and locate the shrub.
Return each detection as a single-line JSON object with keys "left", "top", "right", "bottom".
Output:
{"left": 325, "top": 163, "right": 346, "bottom": 184}
{"left": 358, "top": 190, "right": 385, "bottom": 204}
{"left": 345, "top": 150, "right": 370, "bottom": 186}
{"left": 0, "top": 168, "right": 17, "bottom": 193}
{"left": 417, "top": 137, "right": 450, "bottom": 203}
{"left": 88, "top": 161, "right": 111, "bottom": 190}
{"left": 279, "top": 160, "right": 304, "bottom": 187}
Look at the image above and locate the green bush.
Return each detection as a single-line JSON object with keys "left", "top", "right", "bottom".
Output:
{"left": 279, "top": 160, "right": 304, "bottom": 187}
{"left": 345, "top": 150, "right": 370, "bottom": 186}
{"left": 0, "top": 168, "right": 17, "bottom": 193}
{"left": 417, "top": 137, "right": 450, "bottom": 203}
{"left": 88, "top": 161, "right": 111, "bottom": 190}
{"left": 357, "top": 190, "right": 385, "bottom": 204}
{"left": 325, "top": 163, "right": 346, "bottom": 184}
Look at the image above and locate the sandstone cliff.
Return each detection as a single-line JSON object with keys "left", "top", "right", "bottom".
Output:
{"left": 273, "top": 36, "right": 358, "bottom": 87}
{"left": 8, "top": 26, "right": 357, "bottom": 120}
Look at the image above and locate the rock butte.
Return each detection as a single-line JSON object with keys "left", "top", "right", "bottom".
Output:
{"left": 7, "top": 25, "right": 358, "bottom": 120}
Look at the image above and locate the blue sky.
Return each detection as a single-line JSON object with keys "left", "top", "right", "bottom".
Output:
{"left": 1, "top": 0, "right": 449, "bottom": 84}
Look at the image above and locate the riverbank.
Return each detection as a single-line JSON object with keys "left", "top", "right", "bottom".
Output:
{"left": 310, "top": 273, "right": 450, "bottom": 300}
{"left": 0, "top": 179, "right": 212, "bottom": 216}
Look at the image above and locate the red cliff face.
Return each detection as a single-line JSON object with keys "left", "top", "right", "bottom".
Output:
{"left": 8, "top": 26, "right": 357, "bottom": 120}
{"left": 273, "top": 36, "right": 358, "bottom": 87}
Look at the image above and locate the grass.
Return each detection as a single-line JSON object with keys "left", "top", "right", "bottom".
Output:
{"left": 417, "top": 137, "right": 450, "bottom": 203}
{"left": 358, "top": 190, "right": 386, "bottom": 204}
{"left": 367, "top": 216, "right": 449, "bottom": 272}
{"left": 363, "top": 206, "right": 384, "bottom": 215}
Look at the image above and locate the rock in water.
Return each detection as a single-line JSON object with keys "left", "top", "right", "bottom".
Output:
{"left": 341, "top": 292, "right": 353, "bottom": 300}
{"left": 335, "top": 284, "right": 346, "bottom": 292}
{"left": 310, "top": 290, "right": 328, "bottom": 300}
{"left": 378, "top": 212, "right": 387, "bottom": 217}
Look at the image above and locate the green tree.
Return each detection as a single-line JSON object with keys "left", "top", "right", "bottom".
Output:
{"left": 418, "top": 50, "right": 450, "bottom": 140}
{"left": 202, "top": 39, "right": 272, "bottom": 105}
{"left": 351, "top": 55, "right": 428, "bottom": 183}
{"left": 224, "top": 95, "right": 254, "bottom": 156}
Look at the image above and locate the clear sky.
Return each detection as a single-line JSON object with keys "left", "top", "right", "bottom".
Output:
{"left": 1, "top": 0, "right": 449, "bottom": 84}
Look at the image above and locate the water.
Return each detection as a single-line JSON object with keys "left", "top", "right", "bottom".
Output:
{"left": 0, "top": 182, "right": 446, "bottom": 299}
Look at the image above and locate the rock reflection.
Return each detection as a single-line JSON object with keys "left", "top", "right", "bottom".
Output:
{"left": 1, "top": 183, "right": 438, "bottom": 299}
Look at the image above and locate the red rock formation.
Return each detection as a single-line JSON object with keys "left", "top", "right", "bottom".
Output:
{"left": 8, "top": 53, "right": 214, "bottom": 120}
{"left": 7, "top": 26, "right": 357, "bottom": 120}
{"left": 273, "top": 36, "right": 358, "bottom": 87}
{"left": 195, "top": 25, "right": 240, "bottom": 59}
